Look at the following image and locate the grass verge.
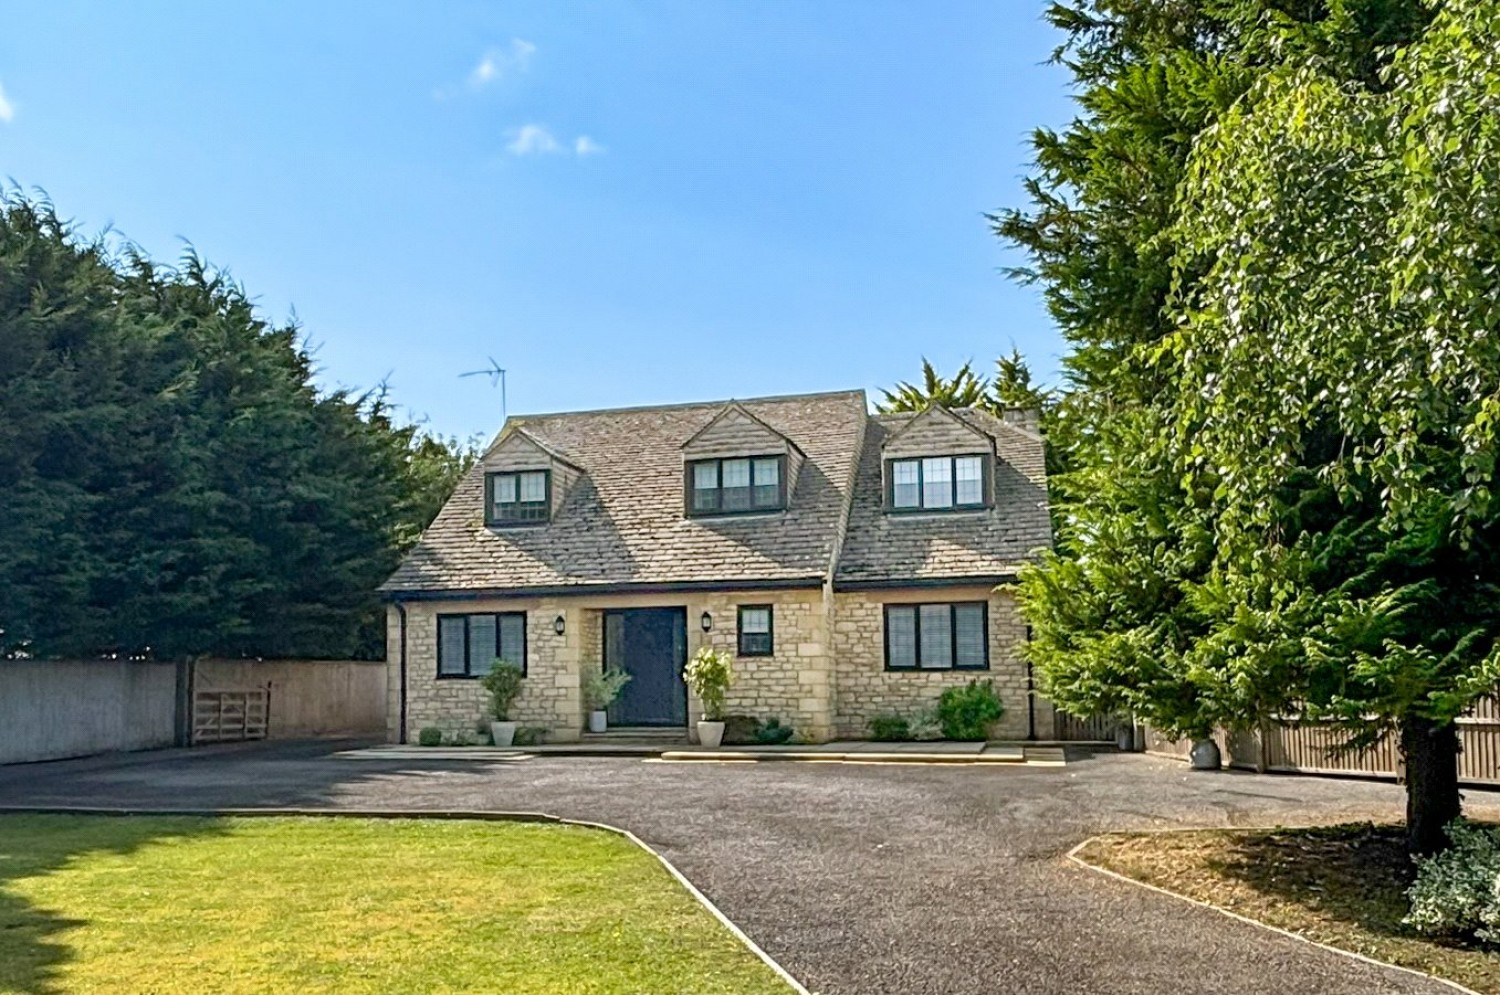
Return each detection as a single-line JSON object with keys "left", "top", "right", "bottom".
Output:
{"left": 1077, "top": 822, "right": 1499, "bottom": 993}
{"left": 0, "top": 813, "right": 794, "bottom": 995}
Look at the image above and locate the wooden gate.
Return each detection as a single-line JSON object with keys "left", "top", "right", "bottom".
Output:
{"left": 192, "top": 689, "right": 269, "bottom": 744}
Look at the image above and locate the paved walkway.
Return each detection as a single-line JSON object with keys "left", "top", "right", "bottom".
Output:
{"left": 1, "top": 742, "right": 1492, "bottom": 995}
{"left": 343, "top": 740, "right": 1036, "bottom": 763}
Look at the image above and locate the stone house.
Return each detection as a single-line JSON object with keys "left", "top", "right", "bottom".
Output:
{"left": 381, "top": 389, "right": 1053, "bottom": 743}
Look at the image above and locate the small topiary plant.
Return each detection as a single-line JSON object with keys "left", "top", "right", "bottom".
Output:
{"left": 417, "top": 727, "right": 443, "bottom": 747}
{"left": 1405, "top": 820, "right": 1500, "bottom": 945}
{"left": 512, "top": 726, "right": 549, "bottom": 747}
{"left": 869, "top": 714, "right": 910, "bottom": 741}
{"left": 936, "top": 679, "right": 1004, "bottom": 741}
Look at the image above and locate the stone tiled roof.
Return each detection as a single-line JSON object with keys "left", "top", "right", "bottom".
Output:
{"left": 383, "top": 392, "right": 1051, "bottom": 596}
{"left": 831, "top": 408, "right": 1051, "bottom": 586}
{"left": 382, "top": 390, "right": 868, "bottom": 594}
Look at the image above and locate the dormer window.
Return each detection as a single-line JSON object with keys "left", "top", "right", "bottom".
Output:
{"left": 888, "top": 455, "right": 986, "bottom": 511}
{"left": 486, "top": 470, "right": 550, "bottom": 525}
{"left": 688, "top": 455, "right": 785, "bottom": 515}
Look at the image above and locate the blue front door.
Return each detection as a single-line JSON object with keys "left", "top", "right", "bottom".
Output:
{"left": 603, "top": 608, "right": 687, "bottom": 727}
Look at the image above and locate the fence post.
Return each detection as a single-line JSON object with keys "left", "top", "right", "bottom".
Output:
{"left": 173, "top": 658, "right": 195, "bottom": 747}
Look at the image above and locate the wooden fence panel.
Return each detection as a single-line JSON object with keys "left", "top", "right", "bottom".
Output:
{"left": 1144, "top": 696, "right": 1500, "bottom": 785}
{"left": 1053, "top": 711, "right": 1118, "bottom": 742}
{"left": 1262, "top": 719, "right": 1401, "bottom": 778}
{"left": 1458, "top": 697, "right": 1500, "bottom": 787}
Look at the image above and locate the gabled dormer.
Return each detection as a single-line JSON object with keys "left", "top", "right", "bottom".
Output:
{"left": 881, "top": 406, "right": 994, "bottom": 513}
{"left": 480, "top": 425, "right": 584, "bottom": 527}
{"left": 680, "top": 402, "right": 805, "bottom": 516}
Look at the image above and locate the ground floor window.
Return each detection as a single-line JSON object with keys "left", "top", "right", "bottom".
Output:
{"left": 437, "top": 612, "right": 526, "bottom": 678}
{"left": 737, "top": 605, "right": 773, "bottom": 656}
{"left": 884, "top": 602, "right": 987, "bottom": 670}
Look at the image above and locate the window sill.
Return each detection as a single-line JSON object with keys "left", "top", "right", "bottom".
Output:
{"left": 883, "top": 665, "right": 991, "bottom": 673}
{"left": 883, "top": 506, "right": 990, "bottom": 518}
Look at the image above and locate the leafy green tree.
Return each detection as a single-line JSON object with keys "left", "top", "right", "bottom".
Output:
{"left": 0, "top": 194, "right": 471, "bottom": 661}
{"left": 991, "top": 348, "right": 1052, "bottom": 412}
{"left": 994, "top": 0, "right": 1482, "bottom": 853}
{"left": 1151, "top": 3, "right": 1500, "bottom": 853}
{"left": 877, "top": 359, "right": 989, "bottom": 413}
{"left": 879, "top": 350, "right": 1054, "bottom": 418}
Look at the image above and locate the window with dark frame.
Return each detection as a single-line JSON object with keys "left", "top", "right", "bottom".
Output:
{"left": 436, "top": 612, "right": 527, "bottom": 678}
{"left": 737, "top": 605, "right": 774, "bottom": 656}
{"left": 887, "top": 455, "right": 986, "bottom": 511}
{"left": 883, "top": 602, "right": 987, "bottom": 670}
{"left": 486, "top": 470, "right": 550, "bottom": 525}
{"left": 687, "top": 455, "right": 785, "bottom": 514}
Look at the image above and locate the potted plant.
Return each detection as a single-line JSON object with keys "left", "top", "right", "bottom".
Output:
{"left": 684, "top": 646, "right": 732, "bottom": 748}
{"left": 479, "top": 660, "right": 524, "bottom": 747}
{"left": 582, "top": 666, "right": 632, "bottom": 734}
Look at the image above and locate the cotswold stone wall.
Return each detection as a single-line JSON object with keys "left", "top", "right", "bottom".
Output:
{"left": 387, "top": 583, "right": 1050, "bottom": 745}
{"left": 693, "top": 590, "right": 832, "bottom": 741}
{"left": 830, "top": 586, "right": 1044, "bottom": 740}
{"left": 388, "top": 598, "right": 584, "bottom": 744}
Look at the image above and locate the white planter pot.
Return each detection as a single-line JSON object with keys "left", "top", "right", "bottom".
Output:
{"left": 1189, "top": 737, "right": 1221, "bottom": 771}
{"left": 697, "top": 720, "right": 726, "bottom": 749}
{"left": 490, "top": 721, "right": 518, "bottom": 747}
{"left": 588, "top": 710, "right": 608, "bottom": 734}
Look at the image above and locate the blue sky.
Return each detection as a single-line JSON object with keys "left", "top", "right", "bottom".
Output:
{"left": 0, "top": 1, "right": 1074, "bottom": 441}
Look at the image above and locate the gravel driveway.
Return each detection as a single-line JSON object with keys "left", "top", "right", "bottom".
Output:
{"left": 1, "top": 743, "right": 1491, "bottom": 995}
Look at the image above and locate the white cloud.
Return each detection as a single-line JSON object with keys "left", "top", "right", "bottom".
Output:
{"left": 504, "top": 126, "right": 606, "bottom": 159}
{"left": 0, "top": 82, "right": 14, "bottom": 124}
{"left": 470, "top": 38, "right": 536, "bottom": 88}
{"left": 506, "top": 124, "right": 561, "bottom": 156}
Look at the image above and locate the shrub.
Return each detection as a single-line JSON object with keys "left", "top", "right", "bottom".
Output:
{"left": 513, "top": 726, "right": 548, "bottom": 747}
{"left": 869, "top": 714, "right": 910, "bottom": 741}
{"left": 582, "top": 666, "right": 632, "bottom": 711}
{"left": 479, "top": 661, "right": 525, "bottom": 721}
{"left": 936, "top": 680, "right": 1004, "bottom": 741}
{"left": 1406, "top": 820, "right": 1500, "bottom": 945}
{"left": 417, "top": 727, "right": 443, "bottom": 747}
{"left": 447, "top": 729, "right": 477, "bottom": 747}
{"left": 685, "top": 647, "right": 733, "bottom": 721}
{"left": 753, "top": 717, "right": 795, "bottom": 745}
{"left": 908, "top": 706, "right": 943, "bottom": 741}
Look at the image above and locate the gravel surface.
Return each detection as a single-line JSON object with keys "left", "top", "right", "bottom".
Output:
{"left": 3, "top": 742, "right": 1495, "bottom": 995}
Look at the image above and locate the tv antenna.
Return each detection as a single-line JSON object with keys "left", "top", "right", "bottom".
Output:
{"left": 459, "top": 357, "right": 508, "bottom": 417}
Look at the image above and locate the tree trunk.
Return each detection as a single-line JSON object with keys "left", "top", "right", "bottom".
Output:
{"left": 1401, "top": 715, "right": 1461, "bottom": 856}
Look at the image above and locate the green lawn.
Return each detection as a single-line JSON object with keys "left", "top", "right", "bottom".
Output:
{"left": 0, "top": 814, "right": 794, "bottom": 995}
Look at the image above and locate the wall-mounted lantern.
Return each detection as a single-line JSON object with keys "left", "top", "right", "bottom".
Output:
{"left": 700, "top": 611, "right": 713, "bottom": 633}
{"left": 553, "top": 614, "right": 566, "bottom": 636}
